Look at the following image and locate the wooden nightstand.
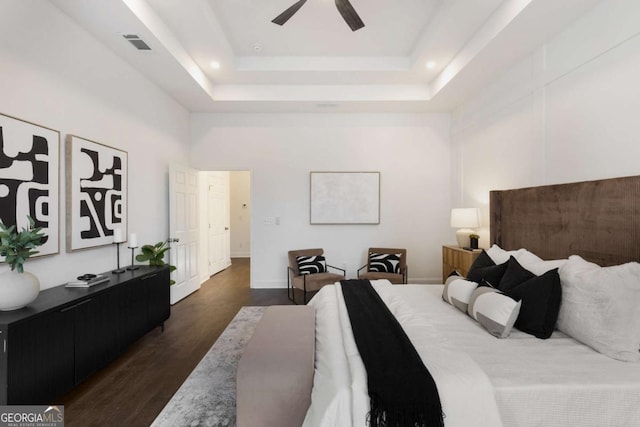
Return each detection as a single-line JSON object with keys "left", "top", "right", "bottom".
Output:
{"left": 442, "top": 245, "right": 481, "bottom": 282}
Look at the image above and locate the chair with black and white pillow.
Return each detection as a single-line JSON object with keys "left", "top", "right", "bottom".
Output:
{"left": 287, "top": 248, "right": 346, "bottom": 304}
{"left": 357, "top": 247, "right": 408, "bottom": 284}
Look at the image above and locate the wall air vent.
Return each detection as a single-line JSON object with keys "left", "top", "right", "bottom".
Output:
{"left": 122, "top": 34, "right": 151, "bottom": 51}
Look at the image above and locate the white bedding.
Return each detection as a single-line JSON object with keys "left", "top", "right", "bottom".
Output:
{"left": 399, "top": 285, "right": 640, "bottom": 427}
{"left": 304, "top": 280, "right": 503, "bottom": 427}
{"left": 305, "top": 282, "right": 640, "bottom": 427}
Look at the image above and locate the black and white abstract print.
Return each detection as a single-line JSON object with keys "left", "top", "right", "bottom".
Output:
{"left": 0, "top": 113, "right": 59, "bottom": 259}
{"left": 67, "top": 135, "right": 127, "bottom": 251}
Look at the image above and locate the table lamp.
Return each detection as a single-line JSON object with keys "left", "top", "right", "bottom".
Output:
{"left": 450, "top": 208, "right": 479, "bottom": 248}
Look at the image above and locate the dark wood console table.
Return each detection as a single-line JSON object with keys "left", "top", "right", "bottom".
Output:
{"left": 0, "top": 265, "right": 170, "bottom": 405}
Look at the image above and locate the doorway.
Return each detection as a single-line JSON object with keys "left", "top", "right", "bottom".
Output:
{"left": 198, "top": 171, "right": 251, "bottom": 284}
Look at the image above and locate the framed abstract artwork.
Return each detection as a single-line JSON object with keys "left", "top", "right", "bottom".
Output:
{"left": 310, "top": 171, "right": 380, "bottom": 224}
{"left": 66, "top": 135, "right": 127, "bottom": 251}
{"left": 0, "top": 112, "right": 60, "bottom": 259}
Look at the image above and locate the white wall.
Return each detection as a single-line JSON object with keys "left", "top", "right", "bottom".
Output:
{"left": 451, "top": 0, "right": 640, "bottom": 248}
{"left": 0, "top": 1, "right": 190, "bottom": 289}
{"left": 230, "top": 171, "right": 251, "bottom": 258}
{"left": 191, "top": 113, "right": 451, "bottom": 288}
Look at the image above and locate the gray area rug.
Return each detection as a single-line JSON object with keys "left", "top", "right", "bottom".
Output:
{"left": 151, "top": 306, "right": 266, "bottom": 427}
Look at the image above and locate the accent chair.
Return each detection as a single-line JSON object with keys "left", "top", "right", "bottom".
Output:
{"left": 357, "top": 247, "right": 408, "bottom": 284}
{"left": 287, "top": 248, "right": 345, "bottom": 304}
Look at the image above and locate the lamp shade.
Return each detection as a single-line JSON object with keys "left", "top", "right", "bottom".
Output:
{"left": 450, "top": 208, "right": 479, "bottom": 228}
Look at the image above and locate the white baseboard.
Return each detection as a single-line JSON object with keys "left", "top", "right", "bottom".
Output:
{"left": 231, "top": 251, "right": 250, "bottom": 258}
{"left": 250, "top": 279, "right": 286, "bottom": 289}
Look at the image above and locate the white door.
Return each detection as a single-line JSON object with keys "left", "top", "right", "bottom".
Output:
{"left": 207, "top": 172, "right": 231, "bottom": 275}
{"left": 169, "top": 163, "right": 200, "bottom": 305}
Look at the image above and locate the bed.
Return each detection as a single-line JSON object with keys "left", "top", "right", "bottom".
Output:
{"left": 303, "top": 175, "right": 640, "bottom": 427}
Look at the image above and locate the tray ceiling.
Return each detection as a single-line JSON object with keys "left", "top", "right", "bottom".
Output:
{"left": 50, "top": 0, "right": 600, "bottom": 113}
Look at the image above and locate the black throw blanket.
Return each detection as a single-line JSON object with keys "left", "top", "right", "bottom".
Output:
{"left": 340, "top": 279, "right": 444, "bottom": 427}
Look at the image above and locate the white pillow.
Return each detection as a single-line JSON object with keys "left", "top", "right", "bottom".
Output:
{"left": 515, "top": 249, "right": 567, "bottom": 276}
{"left": 486, "top": 244, "right": 525, "bottom": 265}
{"left": 558, "top": 256, "right": 640, "bottom": 362}
{"left": 487, "top": 245, "right": 567, "bottom": 275}
{"left": 467, "top": 286, "right": 521, "bottom": 338}
{"left": 558, "top": 254, "right": 600, "bottom": 282}
{"left": 514, "top": 249, "right": 543, "bottom": 266}
{"left": 442, "top": 278, "right": 479, "bottom": 313}
{"left": 444, "top": 273, "right": 462, "bottom": 287}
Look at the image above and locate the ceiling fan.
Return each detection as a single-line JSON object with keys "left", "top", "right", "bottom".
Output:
{"left": 272, "top": 0, "right": 365, "bottom": 32}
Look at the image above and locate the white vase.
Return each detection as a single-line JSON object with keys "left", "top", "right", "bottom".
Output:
{"left": 0, "top": 270, "right": 40, "bottom": 311}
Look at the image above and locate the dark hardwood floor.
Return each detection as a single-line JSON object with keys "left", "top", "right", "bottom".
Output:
{"left": 59, "top": 258, "right": 293, "bottom": 427}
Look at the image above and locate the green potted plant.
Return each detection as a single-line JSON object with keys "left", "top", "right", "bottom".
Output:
{"left": 0, "top": 216, "right": 46, "bottom": 310}
{"left": 469, "top": 233, "right": 480, "bottom": 250}
{"left": 135, "top": 240, "right": 177, "bottom": 285}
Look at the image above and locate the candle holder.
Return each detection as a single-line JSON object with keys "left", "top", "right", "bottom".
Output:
{"left": 112, "top": 242, "right": 126, "bottom": 274}
{"left": 127, "top": 246, "right": 139, "bottom": 271}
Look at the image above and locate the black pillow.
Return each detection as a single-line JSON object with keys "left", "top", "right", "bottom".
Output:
{"left": 478, "top": 279, "right": 495, "bottom": 288}
{"left": 467, "top": 250, "right": 508, "bottom": 286}
{"left": 469, "top": 250, "right": 494, "bottom": 269}
{"left": 498, "top": 256, "right": 535, "bottom": 292}
{"left": 296, "top": 255, "right": 327, "bottom": 275}
{"left": 503, "top": 268, "right": 562, "bottom": 339}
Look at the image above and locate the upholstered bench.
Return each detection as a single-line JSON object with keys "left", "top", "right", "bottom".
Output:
{"left": 236, "top": 305, "right": 315, "bottom": 427}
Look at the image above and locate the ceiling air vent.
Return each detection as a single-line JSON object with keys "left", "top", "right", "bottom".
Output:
{"left": 123, "top": 34, "right": 151, "bottom": 51}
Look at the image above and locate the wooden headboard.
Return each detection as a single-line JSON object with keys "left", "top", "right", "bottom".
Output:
{"left": 490, "top": 175, "right": 640, "bottom": 266}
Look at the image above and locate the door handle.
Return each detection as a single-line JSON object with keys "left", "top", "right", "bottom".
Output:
{"left": 168, "top": 237, "right": 180, "bottom": 243}
{"left": 224, "top": 227, "right": 229, "bottom": 231}
{"left": 60, "top": 298, "right": 92, "bottom": 312}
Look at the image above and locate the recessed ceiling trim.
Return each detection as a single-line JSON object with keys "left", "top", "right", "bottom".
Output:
{"left": 51, "top": 0, "right": 603, "bottom": 112}
{"left": 122, "top": 0, "right": 215, "bottom": 99}
{"left": 430, "top": 0, "right": 533, "bottom": 96}
{"left": 235, "top": 56, "right": 411, "bottom": 72}
{"left": 212, "top": 84, "right": 431, "bottom": 102}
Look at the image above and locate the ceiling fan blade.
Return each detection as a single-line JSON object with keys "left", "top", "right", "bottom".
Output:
{"left": 272, "top": 0, "right": 308, "bottom": 26}
{"left": 335, "top": 0, "right": 365, "bottom": 31}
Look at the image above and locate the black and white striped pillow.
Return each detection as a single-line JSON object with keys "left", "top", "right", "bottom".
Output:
{"left": 369, "top": 253, "right": 401, "bottom": 274}
{"left": 443, "top": 277, "right": 479, "bottom": 313}
{"left": 296, "top": 255, "right": 327, "bottom": 275}
{"left": 467, "top": 285, "right": 521, "bottom": 338}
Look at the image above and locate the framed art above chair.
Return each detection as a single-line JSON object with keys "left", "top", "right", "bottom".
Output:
{"left": 310, "top": 171, "right": 380, "bottom": 225}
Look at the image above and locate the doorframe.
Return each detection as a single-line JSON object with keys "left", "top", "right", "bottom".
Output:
{"left": 197, "top": 169, "right": 252, "bottom": 286}
{"left": 197, "top": 171, "right": 230, "bottom": 284}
